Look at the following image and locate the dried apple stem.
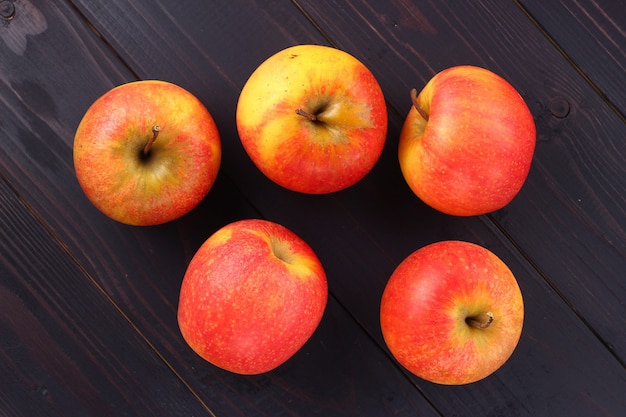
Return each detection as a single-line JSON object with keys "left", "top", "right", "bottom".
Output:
{"left": 410, "top": 88, "right": 429, "bottom": 121}
{"left": 143, "top": 125, "right": 161, "bottom": 156}
{"left": 295, "top": 108, "right": 318, "bottom": 122}
{"left": 467, "top": 311, "right": 494, "bottom": 329}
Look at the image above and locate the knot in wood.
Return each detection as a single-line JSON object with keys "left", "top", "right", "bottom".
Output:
{"left": 0, "top": 0, "right": 15, "bottom": 20}
{"left": 548, "top": 96, "right": 571, "bottom": 119}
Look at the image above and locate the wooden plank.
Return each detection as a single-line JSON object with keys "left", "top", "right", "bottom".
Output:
{"left": 0, "top": 1, "right": 444, "bottom": 416}
{"left": 292, "top": 0, "right": 626, "bottom": 362}
{"left": 62, "top": 0, "right": 626, "bottom": 415}
{"left": 0, "top": 178, "right": 215, "bottom": 416}
{"left": 518, "top": 0, "right": 626, "bottom": 115}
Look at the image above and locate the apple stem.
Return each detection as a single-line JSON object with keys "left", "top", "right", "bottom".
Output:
{"left": 467, "top": 312, "right": 494, "bottom": 329}
{"left": 295, "top": 108, "right": 318, "bottom": 122}
{"left": 410, "top": 88, "right": 429, "bottom": 121}
{"left": 143, "top": 125, "right": 161, "bottom": 156}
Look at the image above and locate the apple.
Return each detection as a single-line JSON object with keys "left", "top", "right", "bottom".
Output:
{"left": 177, "top": 219, "right": 328, "bottom": 375}
{"left": 73, "top": 80, "right": 221, "bottom": 226}
{"left": 380, "top": 240, "right": 524, "bottom": 385}
{"left": 236, "top": 44, "right": 388, "bottom": 194}
{"left": 398, "top": 65, "right": 536, "bottom": 216}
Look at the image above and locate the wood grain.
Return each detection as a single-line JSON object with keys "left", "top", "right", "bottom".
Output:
{"left": 519, "top": 0, "right": 626, "bottom": 116}
{"left": 0, "top": 177, "right": 215, "bottom": 416}
{"left": 1, "top": 0, "right": 625, "bottom": 416}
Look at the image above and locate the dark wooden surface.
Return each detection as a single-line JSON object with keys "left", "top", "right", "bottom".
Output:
{"left": 1, "top": 0, "right": 624, "bottom": 416}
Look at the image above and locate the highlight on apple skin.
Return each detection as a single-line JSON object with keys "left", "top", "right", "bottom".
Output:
{"left": 177, "top": 219, "right": 328, "bottom": 375}
{"left": 236, "top": 44, "right": 388, "bottom": 194}
{"left": 399, "top": 65, "right": 536, "bottom": 216}
{"left": 380, "top": 240, "right": 524, "bottom": 385}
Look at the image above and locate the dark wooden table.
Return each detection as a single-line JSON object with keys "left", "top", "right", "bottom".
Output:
{"left": 1, "top": 1, "right": 625, "bottom": 416}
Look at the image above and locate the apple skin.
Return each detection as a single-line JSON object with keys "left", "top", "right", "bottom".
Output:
{"left": 177, "top": 219, "right": 328, "bottom": 375}
{"left": 399, "top": 65, "right": 536, "bottom": 216}
{"left": 236, "top": 44, "right": 388, "bottom": 194}
{"left": 73, "top": 80, "right": 221, "bottom": 226}
{"left": 380, "top": 240, "right": 524, "bottom": 385}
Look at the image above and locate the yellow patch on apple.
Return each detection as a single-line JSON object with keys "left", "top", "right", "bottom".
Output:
{"left": 237, "top": 44, "right": 388, "bottom": 194}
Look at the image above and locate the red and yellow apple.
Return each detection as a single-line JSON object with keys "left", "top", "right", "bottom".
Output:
{"left": 177, "top": 219, "right": 328, "bottom": 375}
{"left": 73, "top": 80, "right": 221, "bottom": 226}
{"left": 399, "top": 65, "right": 536, "bottom": 216}
{"left": 236, "top": 44, "right": 388, "bottom": 194}
{"left": 380, "top": 240, "right": 524, "bottom": 385}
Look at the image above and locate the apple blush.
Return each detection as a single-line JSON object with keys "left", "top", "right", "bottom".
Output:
{"left": 236, "top": 44, "right": 388, "bottom": 194}
{"left": 177, "top": 219, "right": 328, "bottom": 375}
{"left": 399, "top": 65, "right": 536, "bottom": 216}
{"left": 380, "top": 240, "right": 524, "bottom": 385}
{"left": 73, "top": 80, "right": 221, "bottom": 226}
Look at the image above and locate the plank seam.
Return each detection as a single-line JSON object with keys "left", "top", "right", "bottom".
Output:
{"left": 1, "top": 166, "right": 221, "bottom": 417}
{"left": 485, "top": 212, "right": 626, "bottom": 370}
{"left": 64, "top": 0, "right": 142, "bottom": 81}
{"left": 513, "top": 0, "right": 626, "bottom": 123}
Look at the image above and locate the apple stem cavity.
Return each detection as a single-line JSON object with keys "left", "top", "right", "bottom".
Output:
{"left": 410, "top": 88, "right": 429, "bottom": 121}
{"left": 295, "top": 108, "right": 318, "bottom": 122}
{"left": 466, "top": 311, "right": 494, "bottom": 330}
{"left": 143, "top": 125, "right": 161, "bottom": 156}
{"left": 269, "top": 236, "right": 295, "bottom": 265}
